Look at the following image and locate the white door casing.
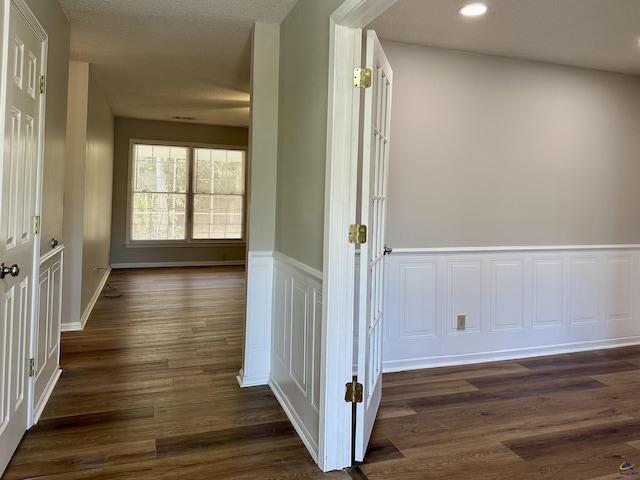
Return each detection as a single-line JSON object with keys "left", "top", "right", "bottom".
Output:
{"left": 354, "top": 29, "right": 393, "bottom": 462}
{"left": 0, "top": 1, "right": 46, "bottom": 474}
{"left": 321, "top": 0, "right": 396, "bottom": 471}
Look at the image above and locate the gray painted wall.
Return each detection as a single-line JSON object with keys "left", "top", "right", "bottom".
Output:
{"left": 110, "top": 118, "right": 249, "bottom": 266}
{"left": 25, "top": 0, "right": 70, "bottom": 256}
{"left": 275, "top": 0, "right": 343, "bottom": 271}
{"left": 81, "top": 67, "right": 115, "bottom": 311}
{"left": 247, "top": 23, "right": 279, "bottom": 254}
{"left": 62, "top": 62, "right": 115, "bottom": 325}
{"left": 382, "top": 41, "right": 640, "bottom": 248}
{"left": 62, "top": 61, "right": 89, "bottom": 325}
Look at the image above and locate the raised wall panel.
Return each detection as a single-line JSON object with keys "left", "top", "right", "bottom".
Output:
{"left": 269, "top": 254, "right": 323, "bottom": 464}
{"left": 36, "top": 270, "right": 49, "bottom": 377}
{"left": 448, "top": 260, "right": 482, "bottom": 333}
{"left": 399, "top": 261, "right": 436, "bottom": 338}
{"left": 290, "top": 280, "right": 309, "bottom": 395}
{"left": 383, "top": 248, "right": 640, "bottom": 373}
{"left": 570, "top": 257, "right": 600, "bottom": 325}
{"left": 272, "top": 268, "right": 288, "bottom": 364}
{"left": 491, "top": 259, "right": 524, "bottom": 331}
{"left": 533, "top": 258, "right": 563, "bottom": 327}
{"left": 606, "top": 256, "right": 633, "bottom": 322}
{"left": 312, "top": 291, "right": 322, "bottom": 413}
{"left": 49, "top": 261, "right": 62, "bottom": 356}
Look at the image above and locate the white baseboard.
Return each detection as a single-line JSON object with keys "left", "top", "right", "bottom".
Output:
{"left": 32, "top": 367, "right": 61, "bottom": 424}
{"left": 383, "top": 337, "right": 640, "bottom": 373}
{"left": 269, "top": 378, "right": 319, "bottom": 462}
{"left": 236, "top": 368, "right": 270, "bottom": 388}
{"left": 61, "top": 267, "right": 111, "bottom": 331}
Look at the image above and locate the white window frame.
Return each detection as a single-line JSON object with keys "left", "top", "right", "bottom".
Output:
{"left": 125, "top": 139, "right": 247, "bottom": 247}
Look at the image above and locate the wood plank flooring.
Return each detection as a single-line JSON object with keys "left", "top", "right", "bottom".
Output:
{"left": 359, "top": 346, "right": 640, "bottom": 479}
{"left": 5, "top": 266, "right": 640, "bottom": 479}
{"left": 3, "top": 267, "right": 348, "bottom": 480}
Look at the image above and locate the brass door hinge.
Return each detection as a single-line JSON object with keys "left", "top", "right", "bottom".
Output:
{"left": 33, "top": 216, "right": 40, "bottom": 234}
{"left": 353, "top": 68, "right": 372, "bottom": 88}
{"left": 29, "top": 358, "right": 35, "bottom": 377}
{"left": 349, "top": 224, "right": 367, "bottom": 244}
{"left": 345, "top": 380, "right": 363, "bottom": 403}
{"left": 39, "top": 75, "right": 45, "bottom": 94}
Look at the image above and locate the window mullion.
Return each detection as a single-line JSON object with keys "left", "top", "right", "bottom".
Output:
{"left": 186, "top": 147, "right": 195, "bottom": 242}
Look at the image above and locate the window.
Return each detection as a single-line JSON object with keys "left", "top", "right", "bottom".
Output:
{"left": 129, "top": 142, "right": 245, "bottom": 243}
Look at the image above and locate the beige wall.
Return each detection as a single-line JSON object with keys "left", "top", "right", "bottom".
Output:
{"left": 383, "top": 41, "right": 640, "bottom": 248}
{"left": 25, "top": 0, "right": 70, "bottom": 255}
{"left": 62, "top": 62, "right": 115, "bottom": 327}
{"left": 62, "top": 61, "right": 89, "bottom": 325}
{"left": 110, "top": 118, "right": 248, "bottom": 266}
{"left": 81, "top": 67, "right": 115, "bottom": 311}
{"left": 275, "top": 0, "right": 343, "bottom": 271}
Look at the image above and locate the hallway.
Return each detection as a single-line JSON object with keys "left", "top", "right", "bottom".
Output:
{"left": 3, "top": 267, "right": 347, "bottom": 479}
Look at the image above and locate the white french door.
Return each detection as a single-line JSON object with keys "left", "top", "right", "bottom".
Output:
{"left": 0, "top": 1, "right": 45, "bottom": 474}
{"left": 354, "top": 30, "right": 393, "bottom": 463}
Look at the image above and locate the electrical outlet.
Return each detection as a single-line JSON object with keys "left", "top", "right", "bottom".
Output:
{"left": 457, "top": 314, "right": 466, "bottom": 331}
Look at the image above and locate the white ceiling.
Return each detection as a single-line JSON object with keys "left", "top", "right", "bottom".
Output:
{"left": 58, "top": 0, "right": 298, "bottom": 127}
{"left": 58, "top": 0, "right": 640, "bottom": 128}
{"left": 370, "top": 0, "right": 640, "bottom": 76}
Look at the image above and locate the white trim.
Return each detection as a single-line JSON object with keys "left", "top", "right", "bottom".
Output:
{"left": 382, "top": 247, "right": 640, "bottom": 373}
{"left": 331, "top": 0, "right": 398, "bottom": 27}
{"left": 61, "top": 267, "right": 111, "bottom": 331}
{"left": 383, "top": 338, "right": 640, "bottom": 373}
{"left": 238, "top": 250, "right": 274, "bottom": 388}
{"left": 273, "top": 251, "right": 322, "bottom": 282}
{"left": 321, "top": 0, "right": 398, "bottom": 471}
{"left": 270, "top": 252, "right": 324, "bottom": 464}
{"left": 124, "top": 241, "right": 246, "bottom": 249}
{"left": 40, "top": 244, "right": 64, "bottom": 264}
{"left": 269, "top": 378, "right": 319, "bottom": 462}
{"left": 125, "top": 139, "right": 248, "bottom": 245}
{"left": 392, "top": 245, "right": 640, "bottom": 254}
{"left": 320, "top": 18, "right": 361, "bottom": 473}
{"left": 110, "top": 260, "right": 245, "bottom": 269}
{"left": 32, "top": 367, "right": 61, "bottom": 424}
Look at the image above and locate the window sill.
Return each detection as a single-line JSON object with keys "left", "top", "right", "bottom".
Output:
{"left": 125, "top": 241, "right": 246, "bottom": 249}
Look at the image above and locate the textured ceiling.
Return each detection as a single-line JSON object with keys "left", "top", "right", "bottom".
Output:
{"left": 58, "top": 0, "right": 640, "bottom": 128}
{"left": 371, "top": 0, "right": 640, "bottom": 77}
{"left": 58, "top": 0, "right": 298, "bottom": 127}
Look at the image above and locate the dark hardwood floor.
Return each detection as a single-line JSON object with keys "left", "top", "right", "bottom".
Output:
{"left": 4, "top": 266, "right": 640, "bottom": 479}
{"left": 360, "top": 346, "right": 640, "bottom": 479}
{"left": 3, "top": 267, "right": 347, "bottom": 480}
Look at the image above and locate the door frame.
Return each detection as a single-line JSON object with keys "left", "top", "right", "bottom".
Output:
{"left": 319, "top": 0, "right": 397, "bottom": 471}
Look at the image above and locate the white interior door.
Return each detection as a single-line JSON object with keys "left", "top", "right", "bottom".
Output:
{"left": 0, "top": 2, "right": 44, "bottom": 474}
{"left": 355, "top": 30, "right": 393, "bottom": 463}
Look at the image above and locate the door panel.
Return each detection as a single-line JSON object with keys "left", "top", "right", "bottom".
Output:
{"left": 355, "top": 30, "right": 393, "bottom": 462}
{"left": 0, "top": 2, "right": 44, "bottom": 474}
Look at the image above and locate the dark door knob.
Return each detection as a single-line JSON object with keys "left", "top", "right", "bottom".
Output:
{"left": 0, "top": 263, "right": 20, "bottom": 279}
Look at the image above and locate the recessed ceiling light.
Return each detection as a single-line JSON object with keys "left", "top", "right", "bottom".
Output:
{"left": 459, "top": 3, "right": 489, "bottom": 17}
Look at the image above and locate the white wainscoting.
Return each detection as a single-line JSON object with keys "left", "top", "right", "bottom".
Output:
{"left": 237, "top": 251, "right": 273, "bottom": 387}
{"left": 383, "top": 246, "right": 640, "bottom": 371}
{"left": 33, "top": 247, "right": 64, "bottom": 424}
{"left": 270, "top": 252, "right": 323, "bottom": 462}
